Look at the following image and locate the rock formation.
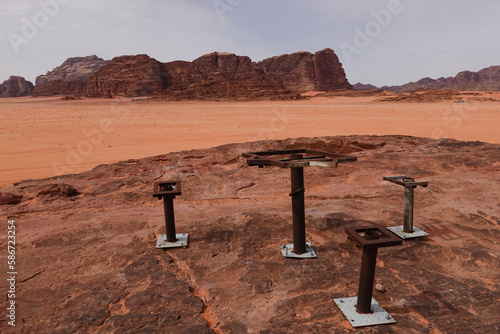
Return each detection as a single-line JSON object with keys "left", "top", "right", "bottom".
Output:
{"left": 359, "top": 66, "right": 500, "bottom": 92}
{"left": 191, "top": 52, "right": 264, "bottom": 83}
{"left": 1, "top": 135, "right": 499, "bottom": 333}
{"left": 353, "top": 82, "right": 379, "bottom": 90}
{"left": 0, "top": 76, "right": 34, "bottom": 97}
{"left": 86, "top": 54, "right": 168, "bottom": 97}
{"left": 33, "top": 55, "right": 108, "bottom": 96}
{"left": 32, "top": 49, "right": 351, "bottom": 99}
{"left": 160, "top": 52, "right": 296, "bottom": 100}
{"left": 258, "top": 48, "right": 352, "bottom": 91}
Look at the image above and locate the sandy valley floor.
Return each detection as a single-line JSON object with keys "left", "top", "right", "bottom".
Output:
{"left": 1, "top": 94, "right": 499, "bottom": 187}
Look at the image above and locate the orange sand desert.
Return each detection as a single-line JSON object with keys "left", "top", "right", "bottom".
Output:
{"left": 1, "top": 93, "right": 499, "bottom": 187}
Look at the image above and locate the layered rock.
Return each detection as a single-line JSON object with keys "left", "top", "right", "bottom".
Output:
{"left": 86, "top": 55, "right": 169, "bottom": 97}
{"left": 0, "top": 76, "right": 34, "bottom": 97}
{"left": 33, "top": 55, "right": 108, "bottom": 96}
{"left": 258, "top": 48, "right": 352, "bottom": 91}
{"left": 35, "top": 49, "right": 351, "bottom": 99}
{"left": 159, "top": 52, "right": 299, "bottom": 100}
{"left": 162, "top": 81, "right": 300, "bottom": 101}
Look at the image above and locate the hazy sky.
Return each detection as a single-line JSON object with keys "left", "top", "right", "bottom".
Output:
{"left": 1, "top": 0, "right": 499, "bottom": 87}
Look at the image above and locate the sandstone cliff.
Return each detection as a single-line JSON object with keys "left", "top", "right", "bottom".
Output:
{"left": 86, "top": 55, "right": 169, "bottom": 97}
{"left": 83, "top": 49, "right": 350, "bottom": 99}
{"left": 33, "top": 55, "right": 108, "bottom": 96}
{"left": 161, "top": 52, "right": 298, "bottom": 100}
{"left": 258, "top": 48, "right": 352, "bottom": 91}
{"left": 0, "top": 76, "right": 34, "bottom": 97}
{"left": 32, "top": 49, "right": 350, "bottom": 99}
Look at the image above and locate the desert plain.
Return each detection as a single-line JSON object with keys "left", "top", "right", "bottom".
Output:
{"left": 1, "top": 92, "right": 499, "bottom": 187}
{"left": 1, "top": 93, "right": 499, "bottom": 333}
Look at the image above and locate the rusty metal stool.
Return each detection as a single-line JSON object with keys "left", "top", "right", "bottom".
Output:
{"left": 243, "top": 149, "right": 356, "bottom": 258}
{"left": 384, "top": 176, "right": 429, "bottom": 239}
{"left": 334, "top": 225, "right": 402, "bottom": 327}
{"left": 152, "top": 180, "right": 188, "bottom": 249}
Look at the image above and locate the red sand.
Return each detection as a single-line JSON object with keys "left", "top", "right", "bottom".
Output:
{"left": 1, "top": 94, "right": 499, "bottom": 187}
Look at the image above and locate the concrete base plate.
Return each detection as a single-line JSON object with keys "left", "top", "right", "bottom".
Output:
{"left": 334, "top": 296, "right": 396, "bottom": 328}
{"left": 156, "top": 233, "right": 189, "bottom": 249}
{"left": 280, "top": 241, "right": 317, "bottom": 259}
{"left": 387, "top": 225, "right": 429, "bottom": 239}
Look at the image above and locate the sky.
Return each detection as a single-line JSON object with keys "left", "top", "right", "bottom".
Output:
{"left": 0, "top": 0, "right": 499, "bottom": 87}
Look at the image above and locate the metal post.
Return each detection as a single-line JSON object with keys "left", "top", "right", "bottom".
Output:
{"left": 403, "top": 185, "right": 415, "bottom": 233}
{"left": 290, "top": 154, "right": 306, "bottom": 254}
{"left": 384, "top": 176, "right": 429, "bottom": 239}
{"left": 163, "top": 197, "right": 177, "bottom": 242}
{"left": 242, "top": 149, "right": 357, "bottom": 258}
{"left": 335, "top": 226, "right": 401, "bottom": 327}
{"left": 356, "top": 247, "right": 378, "bottom": 313}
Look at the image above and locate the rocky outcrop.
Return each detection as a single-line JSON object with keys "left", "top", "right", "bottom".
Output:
{"left": 86, "top": 55, "right": 169, "bottom": 97}
{"left": 33, "top": 49, "right": 350, "bottom": 99}
{"left": 84, "top": 49, "right": 350, "bottom": 99}
{"left": 0, "top": 76, "right": 34, "bottom": 97}
{"left": 258, "top": 48, "right": 352, "bottom": 91}
{"left": 36, "top": 183, "right": 79, "bottom": 198}
{"left": 160, "top": 52, "right": 299, "bottom": 100}
{"left": 162, "top": 81, "right": 300, "bottom": 101}
{"left": 35, "top": 55, "right": 108, "bottom": 85}
{"left": 33, "top": 55, "right": 108, "bottom": 96}
{"left": 378, "top": 66, "right": 500, "bottom": 92}
{"left": 191, "top": 52, "right": 265, "bottom": 83}
{"left": 0, "top": 192, "right": 22, "bottom": 205}
{"left": 1, "top": 135, "right": 499, "bottom": 332}
{"left": 377, "top": 89, "right": 461, "bottom": 102}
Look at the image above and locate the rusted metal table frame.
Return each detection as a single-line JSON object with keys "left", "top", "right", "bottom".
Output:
{"left": 384, "top": 176, "right": 429, "bottom": 238}
{"left": 153, "top": 180, "right": 188, "bottom": 248}
{"left": 345, "top": 225, "right": 402, "bottom": 314}
{"left": 334, "top": 225, "right": 402, "bottom": 327}
{"left": 243, "top": 149, "right": 356, "bottom": 257}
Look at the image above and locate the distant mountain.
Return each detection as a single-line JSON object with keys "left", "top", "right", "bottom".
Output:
{"left": 0, "top": 76, "right": 33, "bottom": 97}
{"left": 34, "top": 48, "right": 352, "bottom": 100}
{"left": 33, "top": 55, "right": 108, "bottom": 96}
{"left": 353, "top": 82, "right": 379, "bottom": 90}
{"left": 356, "top": 66, "right": 500, "bottom": 92}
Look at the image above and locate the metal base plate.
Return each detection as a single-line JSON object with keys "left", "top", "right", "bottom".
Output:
{"left": 387, "top": 225, "right": 429, "bottom": 239}
{"left": 334, "top": 296, "right": 396, "bottom": 328}
{"left": 280, "top": 242, "right": 317, "bottom": 259}
{"left": 156, "top": 233, "right": 189, "bottom": 249}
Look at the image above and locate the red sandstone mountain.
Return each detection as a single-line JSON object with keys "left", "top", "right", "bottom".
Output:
{"left": 0, "top": 76, "right": 33, "bottom": 97}
{"left": 86, "top": 55, "right": 168, "bottom": 97}
{"left": 160, "top": 52, "right": 298, "bottom": 100}
{"left": 357, "top": 66, "right": 500, "bottom": 92}
{"left": 33, "top": 55, "right": 108, "bottom": 97}
{"left": 258, "top": 48, "right": 352, "bottom": 92}
{"left": 33, "top": 49, "right": 351, "bottom": 99}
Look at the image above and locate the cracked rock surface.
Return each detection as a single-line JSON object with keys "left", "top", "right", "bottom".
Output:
{"left": 1, "top": 135, "right": 499, "bottom": 333}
